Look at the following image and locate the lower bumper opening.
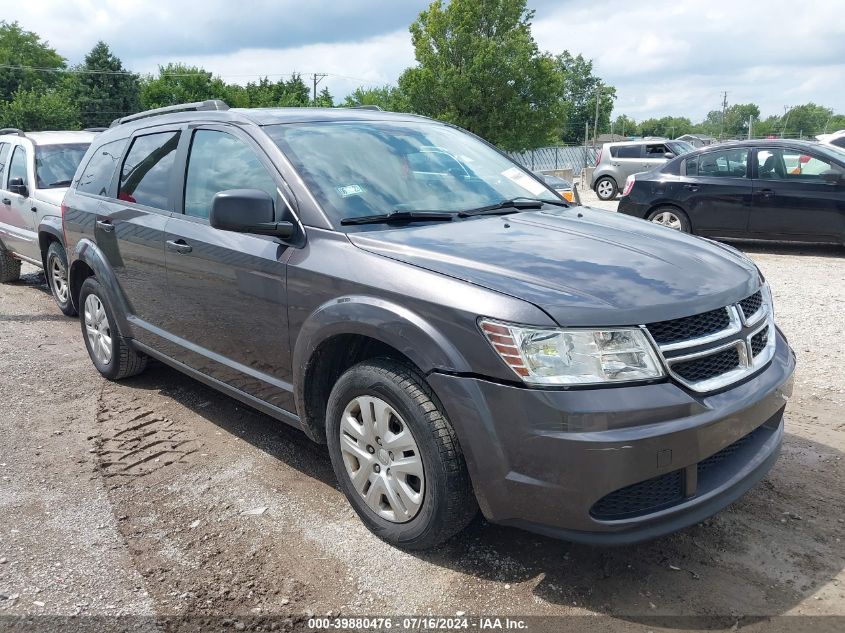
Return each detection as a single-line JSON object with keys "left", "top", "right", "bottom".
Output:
{"left": 590, "top": 417, "right": 778, "bottom": 521}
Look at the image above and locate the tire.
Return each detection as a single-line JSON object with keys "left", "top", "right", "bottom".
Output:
{"left": 326, "top": 358, "right": 477, "bottom": 550}
{"left": 647, "top": 206, "right": 691, "bottom": 233}
{"left": 0, "top": 248, "right": 21, "bottom": 283}
{"left": 46, "top": 241, "right": 76, "bottom": 316}
{"left": 594, "top": 176, "right": 618, "bottom": 201}
{"left": 78, "top": 277, "right": 147, "bottom": 380}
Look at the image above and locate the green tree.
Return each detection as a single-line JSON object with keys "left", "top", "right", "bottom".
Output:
{"left": 243, "top": 74, "right": 310, "bottom": 107}
{"left": 638, "top": 116, "right": 692, "bottom": 138}
{"left": 722, "top": 103, "right": 760, "bottom": 138}
{"left": 139, "top": 63, "right": 230, "bottom": 109}
{"left": 612, "top": 114, "right": 637, "bottom": 137}
{"left": 342, "top": 85, "right": 409, "bottom": 111}
{"left": 554, "top": 51, "right": 615, "bottom": 143}
{"left": 313, "top": 86, "right": 334, "bottom": 107}
{"left": 0, "top": 21, "right": 65, "bottom": 101}
{"left": 781, "top": 103, "right": 834, "bottom": 137}
{"left": 69, "top": 41, "right": 141, "bottom": 128}
{"left": 0, "top": 88, "right": 79, "bottom": 130}
{"left": 398, "top": 0, "right": 562, "bottom": 151}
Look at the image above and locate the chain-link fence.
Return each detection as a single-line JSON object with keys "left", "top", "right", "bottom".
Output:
{"left": 507, "top": 145, "right": 599, "bottom": 172}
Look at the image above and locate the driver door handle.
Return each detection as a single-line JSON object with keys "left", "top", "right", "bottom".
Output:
{"left": 166, "top": 239, "right": 192, "bottom": 254}
{"left": 758, "top": 188, "right": 775, "bottom": 198}
{"left": 683, "top": 184, "right": 699, "bottom": 192}
{"left": 1, "top": 198, "right": 10, "bottom": 205}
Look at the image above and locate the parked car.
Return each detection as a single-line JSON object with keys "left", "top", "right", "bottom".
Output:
{"left": 63, "top": 101, "right": 794, "bottom": 549}
{"left": 535, "top": 171, "right": 575, "bottom": 202}
{"left": 0, "top": 129, "right": 97, "bottom": 313}
{"left": 591, "top": 139, "right": 694, "bottom": 200}
{"left": 618, "top": 139, "right": 845, "bottom": 243}
{"left": 816, "top": 130, "right": 845, "bottom": 150}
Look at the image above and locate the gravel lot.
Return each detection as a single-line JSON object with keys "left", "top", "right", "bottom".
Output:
{"left": 1, "top": 202, "right": 843, "bottom": 630}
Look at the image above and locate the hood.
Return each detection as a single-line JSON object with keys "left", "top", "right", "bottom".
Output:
{"left": 348, "top": 207, "right": 760, "bottom": 326}
{"left": 33, "top": 188, "right": 66, "bottom": 208}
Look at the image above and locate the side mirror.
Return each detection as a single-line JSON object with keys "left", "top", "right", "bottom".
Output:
{"left": 663, "top": 152, "right": 675, "bottom": 160}
{"left": 8, "top": 177, "right": 28, "bottom": 197}
{"left": 209, "top": 189, "right": 294, "bottom": 239}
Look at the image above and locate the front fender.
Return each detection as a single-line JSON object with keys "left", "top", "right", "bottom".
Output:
{"left": 292, "top": 295, "right": 473, "bottom": 439}
{"left": 37, "top": 215, "right": 64, "bottom": 267}
{"left": 69, "top": 238, "right": 133, "bottom": 337}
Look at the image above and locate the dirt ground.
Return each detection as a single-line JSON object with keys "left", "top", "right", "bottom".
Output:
{"left": 1, "top": 223, "right": 844, "bottom": 630}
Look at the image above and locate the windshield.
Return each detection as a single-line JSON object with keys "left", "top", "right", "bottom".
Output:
{"left": 667, "top": 141, "right": 695, "bottom": 156}
{"left": 265, "top": 120, "right": 559, "bottom": 227}
{"left": 35, "top": 143, "right": 91, "bottom": 189}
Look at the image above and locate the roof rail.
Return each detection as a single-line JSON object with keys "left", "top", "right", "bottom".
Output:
{"left": 350, "top": 105, "right": 383, "bottom": 111}
{"left": 0, "top": 127, "right": 25, "bottom": 137}
{"left": 83, "top": 127, "right": 108, "bottom": 132}
{"left": 110, "top": 99, "right": 230, "bottom": 128}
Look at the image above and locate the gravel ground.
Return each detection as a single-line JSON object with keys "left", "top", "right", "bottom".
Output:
{"left": 1, "top": 213, "right": 844, "bottom": 630}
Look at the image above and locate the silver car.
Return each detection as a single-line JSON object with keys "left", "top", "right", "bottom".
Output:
{"left": 591, "top": 139, "right": 694, "bottom": 200}
{"left": 0, "top": 129, "right": 96, "bottom": 314}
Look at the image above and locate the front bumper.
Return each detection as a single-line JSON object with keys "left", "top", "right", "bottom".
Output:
{"left": 428, "top": 330, "right": 795, "bottom": 544}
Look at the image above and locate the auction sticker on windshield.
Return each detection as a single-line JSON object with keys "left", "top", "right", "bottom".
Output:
{"left": 336, "top": 184, "right": 366, "bottom": 197}
{"left": 501, "top": 167, "right": 546, "bottom": 196}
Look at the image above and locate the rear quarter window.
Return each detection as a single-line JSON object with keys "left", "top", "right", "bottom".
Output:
{"left": 613, "top": 145, "right": 642, "bottom": 159}
{"left": 77, "top": 138, "right": 129, "bottom": 197}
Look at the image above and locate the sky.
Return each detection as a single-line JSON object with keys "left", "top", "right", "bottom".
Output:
{"left": 4, "top": 0, "right": 845, "bottom": 121}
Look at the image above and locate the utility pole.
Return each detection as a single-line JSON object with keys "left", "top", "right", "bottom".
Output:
{"left": 592, "top": 84, "right": 602, "bottom": 145}
{"left": 748, "top": 115, "right": 753, "bottom": 139}
{"left": 719, "top": 91, "right": 728, "bottom": 140}
{"left": 781, "top": 105, "right": 792, "bottom": 138}
{"left": 311, "top": 73, "right": 328, "bottom": 106}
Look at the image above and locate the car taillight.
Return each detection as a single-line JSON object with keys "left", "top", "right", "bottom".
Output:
{"left": 595, "top": 146, "right": 602, "bottom": 167}
{"left": 622, "top": 176, "right": 635, "bottom": 197}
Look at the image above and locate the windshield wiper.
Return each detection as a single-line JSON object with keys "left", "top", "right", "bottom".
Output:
{"left": 456, "top": 197, "right": 567, "bottom": 217}
{"left": 340, "top": 210, "right": 455, "bottom": 226}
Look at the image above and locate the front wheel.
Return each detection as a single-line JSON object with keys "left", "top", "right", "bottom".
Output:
{"left": 326, "top": 359, "right": 477, "bottom": 550}
{"left": 46, "top": 241, "right": 76, "bottom": 316}
{"left": 647, "top": 206, "right": 691, "bottom": 232}
{"left": 595, "top": 177, "right": 618, "bottom": 200}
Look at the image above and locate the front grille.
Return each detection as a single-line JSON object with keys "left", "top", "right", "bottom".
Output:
{"left": 672, "top": 346, "right": 741, "bottom": 383}
{"left": 590, "top": 470, "right": 684, "bottom": 520}
{"left": 739, "top": 291, "right": 763, "bottom": 320}
{"left": 646, "top": 307, "right": 731, "bottom": 345}
{"left": 750, "top": 326, "right": 769, "bottom": 357}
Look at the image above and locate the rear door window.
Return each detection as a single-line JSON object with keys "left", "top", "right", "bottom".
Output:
{"left": 612, "top": 145, "right": 642, "bottom": 159}
{"left": 8, "top": 146, "right": 28, "bottom": 186}
{"left": 686, "top": 148, "right": 749, "bottom": 178}
{"left": 118, "top": 131, "right": 180, "bottom": 210}
{"left": 645, "top": 143, "right": 669, "bottom": 157}
{"left": 78, "top": 139, "right": 129, "bottom": 197}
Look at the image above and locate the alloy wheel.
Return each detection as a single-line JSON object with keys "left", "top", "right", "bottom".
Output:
{"left": 49, "top": 256, "right": 69, "bottom": 305}
{"left": 651, "top": 211, "right": 683, "bottom": 230}
{"left": 339, "top": 395, "right": 425, "bottom": 523}
{"left": 597, "top": 179, "right": 614, "bottom": 199}
{"left": 84, "top": 294, "right": 113, "bottom": 365}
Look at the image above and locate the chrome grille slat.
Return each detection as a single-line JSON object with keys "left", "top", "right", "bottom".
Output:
{"left": 643, "top": 285, "right": 775, "bottom": 393}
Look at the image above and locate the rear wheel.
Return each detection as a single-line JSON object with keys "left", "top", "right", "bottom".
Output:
{"left": 326, "top": 359, "right": 477, "bottom": 550}
{"left": 595, "top": 177, "right": 618, "bottom": 200}
{"left": 647, "top": 206, "right": 691, "bottom": 232}
{"left": 79, "top": 277, "right": 147, "bottom": 380}
{"left": 0, "top": 248, "right": 21, "bottom": 282}
{"left": 46, "top": 241, "right": 76, "bottom": 316}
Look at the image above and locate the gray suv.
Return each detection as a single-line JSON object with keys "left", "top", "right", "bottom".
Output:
{"left": 591, "top": 139, "right": 694, "bottom": 200}
{"left": 62, "top": 102, "right": 794, "bottom": 549}
{"left": 0, "top": 129, "right": 96, "bottom": 313}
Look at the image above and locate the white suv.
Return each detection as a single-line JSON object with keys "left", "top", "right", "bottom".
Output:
{"left": 0, "top": 129, "right": 96, "bottom": 314}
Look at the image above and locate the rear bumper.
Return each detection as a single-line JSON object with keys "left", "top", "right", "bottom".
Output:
{"left": 428, "top": 330, "right": 795, "bottom": 544}
{"left": 616, "top": 195, "right": 648, "bottom": 219}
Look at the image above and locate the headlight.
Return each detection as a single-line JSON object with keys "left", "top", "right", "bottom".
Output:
{"left": 479, "top": 319, "right": 665, "bottom": 386}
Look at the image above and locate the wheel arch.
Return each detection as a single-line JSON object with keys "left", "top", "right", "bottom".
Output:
{"left": 37, "top": 216, "right": 64, "bottom": 270}
{"left": 293, "top": 296, "right": 472, "bottom": 443}
{"left": 68, "top": 238, "right": 132, "bottom": 335}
